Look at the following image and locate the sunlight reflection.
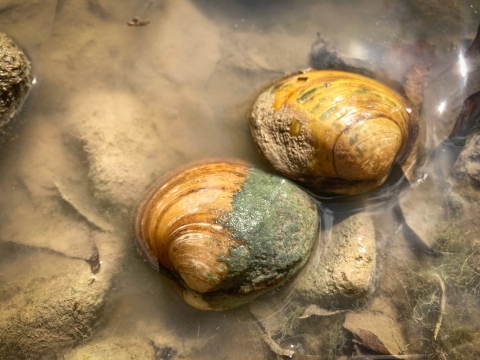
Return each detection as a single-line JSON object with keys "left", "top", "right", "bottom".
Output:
{"left": 437, "top": 100, "right": 447, "bottom": 114}
{"left": 459, "top": 52, "right": 468, "bottom": 78}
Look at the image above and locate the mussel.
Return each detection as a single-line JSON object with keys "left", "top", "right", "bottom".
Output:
{"left": 134, "top": 160, "right": 320, "bottom": 310}
{"left": 249, "top": 70, "right": 419, "bottom": 195}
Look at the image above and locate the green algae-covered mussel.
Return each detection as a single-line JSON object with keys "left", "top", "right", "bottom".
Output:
{"left": 134, "top": 160, "right": 320, "bottom": 310}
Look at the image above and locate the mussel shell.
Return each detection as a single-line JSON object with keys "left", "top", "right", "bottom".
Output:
{"left": 249, "top": 70, "right": 418, "bottom": 195}
{"left": 134, "top": 160, "right": 320, "bottom": 310}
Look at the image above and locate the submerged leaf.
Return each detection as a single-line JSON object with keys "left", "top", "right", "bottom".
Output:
{"left": 344, "top": 310, "right": 407, "bottom": 356}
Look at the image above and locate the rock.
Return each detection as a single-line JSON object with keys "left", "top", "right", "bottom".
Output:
{"left": 294, "top": 212, "right": 377, "bottom": 308}
{"left": 67, "top": 91, "right": 182, "bottom": 211}
{"left": 0, "top": 116, "right": 125, "bottom": 358}
{"left": 63, "top": 337, "right": 156, "bottom": 360}
{"left": 0, "top": 32, "right": 33, "bottom": 143}
{"left": 0, "top": 232, "right": 123, "bottom": 359}
{"left": 344, "top": 310, "right": 407, "bottom": 355}
{"left": 63, "top": 335, "right": 197, "bottom": 360}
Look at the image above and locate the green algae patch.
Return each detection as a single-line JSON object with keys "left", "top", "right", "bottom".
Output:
{"left": 216, "top": 168, "right": 320, "bottom": 296}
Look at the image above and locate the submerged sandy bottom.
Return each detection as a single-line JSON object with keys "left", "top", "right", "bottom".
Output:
{"left": 0, "top": 0, "right": 480, "bottom": 358}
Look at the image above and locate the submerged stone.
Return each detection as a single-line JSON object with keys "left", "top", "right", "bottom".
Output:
{"left": 294, "top": 212, "right": 377, "bottom": 308}
{"left": 0, "top": 32, "right": 33, "bottom": 143}
{"left": 63, "top": 337, "right": 157, "bottom": 360}
{"left": 0, "top": 232, "right": 123, "bottom": 359}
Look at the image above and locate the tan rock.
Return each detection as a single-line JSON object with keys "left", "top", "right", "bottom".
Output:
{"left": 295, "top": 212, "right": 377, "bottom": 307}
{"left": 0, "top": 232, "right": 123, "bottom": 359}
{"left": 63, "top": 337, "right": 155, "bottom": 360}
{"left": 67, "top": 91, "right": 184, "bottom": 210}
{"left": 0, "top": 32, "right": 33, "bottom": 142}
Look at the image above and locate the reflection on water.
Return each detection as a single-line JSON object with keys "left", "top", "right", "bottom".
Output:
{"left": 0, "top": 0, "right": 479, "bottom": 358}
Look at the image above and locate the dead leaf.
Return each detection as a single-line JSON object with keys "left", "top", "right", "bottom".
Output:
{"left": 343, "top": 310, "right": 407, "bottom": 356}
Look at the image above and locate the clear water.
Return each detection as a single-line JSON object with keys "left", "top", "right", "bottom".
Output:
{"left": 0, "top": 0, "right": 479, "bottom": 359}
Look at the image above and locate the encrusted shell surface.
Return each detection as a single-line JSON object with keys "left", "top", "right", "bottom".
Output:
{"left": 0, "top": 32, "right": 33, "bottom": 141}
{"left": 249, "top": 70, "right": 418, "bottom": 195}
{"left": 134, "top": 160, "right": 320, "bottom": 310}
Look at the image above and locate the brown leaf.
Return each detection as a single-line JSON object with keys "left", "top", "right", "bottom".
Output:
{"left": 344, "top": 310, "right": 407, "bottom": 356}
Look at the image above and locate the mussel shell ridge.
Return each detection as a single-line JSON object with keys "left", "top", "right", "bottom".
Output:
{"left": 134, "top": 161, "right": 320, "bottom": 310}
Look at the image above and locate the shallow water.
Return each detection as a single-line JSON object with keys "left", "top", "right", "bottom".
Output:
{"left": 1, "top": 0, "right": 480, "bottom": 359}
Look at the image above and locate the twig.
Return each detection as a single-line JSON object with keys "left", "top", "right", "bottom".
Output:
{"left": 252, "top": 321, "right": 294, "bottom": 358}
{"left": 431, "top": 273, "right": 446, "bottom": 340}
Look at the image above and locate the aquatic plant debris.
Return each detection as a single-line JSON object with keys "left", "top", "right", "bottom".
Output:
{"left": 127, "top": 17, "right": 150, "bottom": 26}
{"left": 298, "top": 305, "right": 348, "bottom": 319}
{"left": 432, "top": 273, "right": 446, "bottom": 341}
